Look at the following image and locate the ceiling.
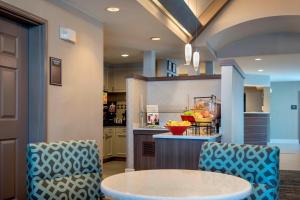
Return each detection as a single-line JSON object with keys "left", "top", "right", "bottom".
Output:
{"left": 57, "top": 1, "right": 300, "bottom": 81}
{"left": 207, "top": 16, "right": 300, "bottom": 57}
{"left": 60, "top": 0, "right": 186, "bottom": 64}
{"left": 208, "top": 16, "right": 300, "bottom": 82}
{"left": 184, "top": 0, "right": 214, "bottom": 17}
{"left": 234, "top": 54, "right": 300, "bottom": 82}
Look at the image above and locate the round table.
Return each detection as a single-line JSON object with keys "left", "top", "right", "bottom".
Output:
{"left": 101, "top": 169, "right": 252, "bottom": 200}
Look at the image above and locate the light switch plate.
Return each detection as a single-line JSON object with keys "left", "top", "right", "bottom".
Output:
{"left": 59, "top": 27, "right": 76, "bottom": 43}
{"left": 291, "top": 105, "right": 297, "bottom": 110}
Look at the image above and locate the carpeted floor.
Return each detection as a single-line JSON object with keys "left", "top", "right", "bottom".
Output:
{"left": 280, "top": 170, "right": 300, "bottom": 200}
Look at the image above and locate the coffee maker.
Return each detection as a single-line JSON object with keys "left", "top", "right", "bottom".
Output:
{"left": 103, "top": 101, "right": 116, "bottom": 126}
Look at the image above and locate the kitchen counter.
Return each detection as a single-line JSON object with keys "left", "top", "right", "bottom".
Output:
{"left": 133, "top": 128, "right": 169, "bottom": 170}
{"left": 244, "top": 113, "right": 269, "bottom": 145}
{"left": 153, "top": 132, "right": 221, "bottom": 141}
{"left": 133, "top": 128, "right": 222, "bottom": 170}
{"left": 133, "top": 127, "right": 167, "bottom": 131}
{"left": 154, "top": 132, "right": 221, "bottom": 170}
{"left": 244, "top": 112, "right": 270, "bottom": 114}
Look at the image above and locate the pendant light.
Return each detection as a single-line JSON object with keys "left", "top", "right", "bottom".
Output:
{"left": 193, "top": 51, "right": 200, "bottom": 71}
{"left": 185, "top": 43, "right": 192, "bottom": 65}
{"left": 192, "top": 0, "right": 200, "bottom": 72}
{"left": 184, "top": 0, "right": 192, "bottom": 65}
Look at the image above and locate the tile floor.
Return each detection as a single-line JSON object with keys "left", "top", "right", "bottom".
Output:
{"left": 103, "top": 161, "right": 126, "bottom": 179}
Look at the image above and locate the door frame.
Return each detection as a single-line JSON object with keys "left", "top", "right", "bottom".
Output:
{"left": 299, "top": 91, "right": 300, "bottom": 144}
{"left": 0, "top": 1, "right": 48, "bottom": 142}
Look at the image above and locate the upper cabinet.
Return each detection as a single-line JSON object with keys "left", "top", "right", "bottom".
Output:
{"left": 112, "top": 68, "right": 128, "bottom": 92}
{"left": 103, "top": 67, "right": 112, "bottom": 91}
{"left": 104, "top": 64, "right": 142, "bottom": 92}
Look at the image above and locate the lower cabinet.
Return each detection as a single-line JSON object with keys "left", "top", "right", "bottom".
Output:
{"left": 103, "top": 127, "right": 126, "bottom": 159}
{"left": 155, "top": 139, "right": 206, "bottom": 170}
{"left": 133, "top": 130, "right": 169, "bottom": 170}
{"left": 114, "top": 127, "right": 127, "bottom": 157}
{"left": 103, "top": 128, "right": 114, "bottom": 158}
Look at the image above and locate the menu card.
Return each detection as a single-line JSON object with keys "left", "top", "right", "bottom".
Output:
{"left": 146, "top": 105, "right": 159, "bottom": 125}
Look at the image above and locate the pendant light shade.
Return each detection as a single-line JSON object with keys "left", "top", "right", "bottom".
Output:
{"left": 193, "top": 51, "right": 200, "bottom": 71}
{"left": 185, "top": 43, "right": 192, "bottom": 65}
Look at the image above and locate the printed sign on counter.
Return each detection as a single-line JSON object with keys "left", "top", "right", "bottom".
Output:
{"left": 147, "top": 105, "right": 159, "bottom": 125}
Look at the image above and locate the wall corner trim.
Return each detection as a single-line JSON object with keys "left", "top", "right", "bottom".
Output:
{"left": 219, "top": 59, "right": 246, "bottom": 79}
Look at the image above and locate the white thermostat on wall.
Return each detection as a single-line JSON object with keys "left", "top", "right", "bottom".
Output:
{"left": 59, "top": 27, "right": 77, "bottom": 43}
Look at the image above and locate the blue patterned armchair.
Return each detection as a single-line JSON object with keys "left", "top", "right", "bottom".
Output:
{"left": 199, "top": 142, "right": 280, "bottom": 200}
{"left": 27, "top": 140, "right": 103, "bottom": 200}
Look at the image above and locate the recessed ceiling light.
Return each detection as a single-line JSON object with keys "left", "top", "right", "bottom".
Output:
{"left": 121, "top": 54, "right": 129, "bottom": 57}
{"left": 255, "top": 58, "right": 262, "bottom": 61}
{"left": 151, "top": 37, "right": 161, "bottom": 41}
{"left": 106, "top": 7, "right": 120, "bottom": 12}
{"left": 258, "top": 69, "right": 264, "bottom": 72}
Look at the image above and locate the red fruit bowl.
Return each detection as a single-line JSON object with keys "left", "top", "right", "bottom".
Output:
{"left": 165, "top": 126, "right": 189, "bottom": 135}
{"left": 181, "top": 115, "right": 196, "bottom": 123}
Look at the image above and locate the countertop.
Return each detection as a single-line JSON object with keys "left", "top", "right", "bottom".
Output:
{"left": 153, "top": 132, "right": 221, "bottom": 140}
{"left": 104, "top": 125, "right": 126, "bottom": 127}
{"left": 244, "top": 112, "right": 270, "bottom": 114}
{"left": 133, "top": 127, "right": 167, "bottom": 131}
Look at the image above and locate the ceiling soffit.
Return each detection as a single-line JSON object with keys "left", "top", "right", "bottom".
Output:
{"left": 137, "top": 0, "right": 229, "bottom": 43}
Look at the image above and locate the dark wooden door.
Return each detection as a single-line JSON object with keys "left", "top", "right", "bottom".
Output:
{"left": 0, "top": 16, "right": 28, "bottom": 200}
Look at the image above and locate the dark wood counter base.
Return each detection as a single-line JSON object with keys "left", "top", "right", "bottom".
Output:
{"left": 134, "top": 129, "right": 221, "bottom": 170}
{"left": 155, "top": 139, "right": 205, "bottom": 170}
{"left": 133, "top": 129, "right": 168, "bottom": 170}
{"left": 244, "top": 113, "right": 270, "bottom": 145}
{"left": 155, "top": 135, "right": 221, "bottom": 170}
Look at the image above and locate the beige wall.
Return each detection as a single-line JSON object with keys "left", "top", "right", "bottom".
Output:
{"left": 5, "top": 0, "right": 103, "bottom": 152}
{"left": 147, "top": 79, "right": 221, "bottom": 125}
{"left": 244, "top": 87, "right": 263, "bottom": 112}
{"left": 126, "top": 78, "right": 147, "bottom": 169}
{"left": 263, "top": 87, "right": 270, "bottom": 112}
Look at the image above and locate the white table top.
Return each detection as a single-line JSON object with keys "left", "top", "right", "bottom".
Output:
{"left": 101, "top": 169, "right": 252, "bottom": 200}
{"left": 153, "top": 132, "right": 221, "bottom": 140}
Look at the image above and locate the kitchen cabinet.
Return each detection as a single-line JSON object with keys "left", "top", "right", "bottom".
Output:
{"left": 104, "top": 65, "right": 142, "bottom": 92}
{"left": 103, "top": 127, "right": 126, "bottom": 160}
{"left": 112, "top": 69, "right": 127, "bottom": 92}
{"left": 103, "top": 128, "right": 114, "bottom": 159}
{"left": 114, "top": 127, "right": 126, "bottom": 157}
{"left": 103, "top": 67, "right": 112, "bottom": 91}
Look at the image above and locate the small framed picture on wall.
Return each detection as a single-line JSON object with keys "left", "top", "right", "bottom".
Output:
{"left": 167, "top": 60, "right": 172, "bottom": 71}
{"left": 49, "top": 57, "right": 62, "bottom": 86}
{"left": 172, "top": 63, "right": 176, "bottom": 73}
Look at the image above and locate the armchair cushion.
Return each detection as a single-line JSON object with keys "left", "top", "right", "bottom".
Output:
{"left": 199, "top": 142, "right": 280, "bottom": 200}
{"left": 30, "top": 173, "right": 100, "bottom": 200}
{"left": 27, "top": 140, "right": 102, "bottom": 200}
{"left": 249, "top": 183, "right": 277, "bottom": 200}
